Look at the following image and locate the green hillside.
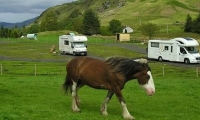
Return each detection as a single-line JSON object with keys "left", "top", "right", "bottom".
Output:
{"left": 35, "top": 0, "right": 199, "bottom": 30}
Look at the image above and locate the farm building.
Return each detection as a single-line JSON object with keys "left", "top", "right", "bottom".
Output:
{"left": 123, "top": 26, "right": 133, "bottom": 33}
{"left": 116, "top": 33, "right": 130, "bottom": 42}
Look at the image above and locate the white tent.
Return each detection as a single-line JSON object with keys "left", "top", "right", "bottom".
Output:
{"left": 123, "top": 26, "right": 133, "bottom": 33}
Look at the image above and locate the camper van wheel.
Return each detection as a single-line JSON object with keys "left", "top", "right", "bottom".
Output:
{"left": 73, "top": 52, "right": 76, "bottom": 56}
{"left": 184, "top": 58, "right": 190, "bottom": 64}
{"left": 61, "top": 51, "right": 65, "bottom": 55}
{"left": 158, "top": 56, "right": 163, "bottom": 62}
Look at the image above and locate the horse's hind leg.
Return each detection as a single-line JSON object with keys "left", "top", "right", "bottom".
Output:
{"left": 76, "top": 83, "right": 84, "bottom": 106}
{"left": 100, "top": 90, "right": 114, "bottom": 116}
{"left": 71, "top": 81, "right": 81, "bottom": 112}
{"left": 76, "top": 91, "right": 81, "bottom": 106}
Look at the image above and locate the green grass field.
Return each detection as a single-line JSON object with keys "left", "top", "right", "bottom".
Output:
{"left": 0, "top": 33, "right": 200, "bottom": 120}
{"left": 0, "top": 75, "right": 200, "bottom": 120}
{"left": 0, "top": 34, "right": 147, "bottom": 60}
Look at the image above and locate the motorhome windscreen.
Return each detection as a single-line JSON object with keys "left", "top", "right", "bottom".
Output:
{"left": 73, "top": 42, "right": 86, "bottom": 48}
{"left": 185, "top": 46, "right": 199, "bottom": 53}
{"left": 151, "top": 42, "right": 159, "bottom": 48}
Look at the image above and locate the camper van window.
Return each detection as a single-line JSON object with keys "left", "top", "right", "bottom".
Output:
{"left": 151, "top": 42, "right": 159, "bottom": 48}
{"left": 164, "top": 46, "right": 169, "bottom": 50}
{"left": 171, "top": 46, "right": 173, "bottom": 52}
{"left": 74, "top": 42, "right": 85, "bottom": 48}
{"left": 177, "top": 41, "right": 184, "bottom": 44}
{"left": 185, "top": 47, "right": 199, "bottom": 53}
{"left": 64, "top": 40, "right": 69, "bottom": 45}
{"left": 180, "top": 47, "right": 186, "bottom": 54}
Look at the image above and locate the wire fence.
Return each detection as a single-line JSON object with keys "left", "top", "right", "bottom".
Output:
{"left": 0, "top": 63, "right": 66, "bottom": 76}
{"left": 0, "top": 63, "right": 200, "bottom": 78}
{"left": 152, "top": 66, "right": 200, "bottom": 78}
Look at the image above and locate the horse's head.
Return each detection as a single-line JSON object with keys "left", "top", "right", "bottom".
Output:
{"left": 134, "top": 58, "right": 155, "bottom": 96}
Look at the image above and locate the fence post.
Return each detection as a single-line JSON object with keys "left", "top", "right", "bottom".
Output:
{"left": 163, "top": 67, "right": 165, "bottom": 77}
{"left": 0, "top": 63, "right": 2, "bottom": 75}
{"left": 35, "top": 64, "right": 37, "bottom": 76}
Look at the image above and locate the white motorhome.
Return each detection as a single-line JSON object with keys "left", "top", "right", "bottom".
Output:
{"left": 147, "top": 37, "right": 200, "bottom": 64}
{"left": 59, "top": 33, "right": 87, "bottom": 56}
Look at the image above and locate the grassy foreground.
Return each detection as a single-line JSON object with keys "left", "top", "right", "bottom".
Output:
{"left": 0, "top": 31, "right": 200, "bottom": 120}
{"left": 0, "top": 75, "right": 200, "bottom": 120}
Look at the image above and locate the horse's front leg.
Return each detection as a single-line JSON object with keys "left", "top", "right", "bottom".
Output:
{"left": 71, "top": 81, "right": 81, "bottom": 112}
{"left": 100, "top": 90, "right": 114, "bottom": 116}
{"left": 121, "top": 101, "right": 135, "bottom": 120}
{"left": 114, "top": 89, "right": 135, "bottom": 120}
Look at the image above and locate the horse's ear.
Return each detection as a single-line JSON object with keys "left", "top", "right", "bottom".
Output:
{"left": 134, "top": 58, "right": 148, "bottom": 63}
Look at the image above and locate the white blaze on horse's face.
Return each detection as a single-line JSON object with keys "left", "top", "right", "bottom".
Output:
{"left": 140, "top": 71, "right": 155, "bottom": 96}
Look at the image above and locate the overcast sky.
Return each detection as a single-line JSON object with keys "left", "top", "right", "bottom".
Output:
{"left": 0, "top": 0, "right": 77, "bottom": 23}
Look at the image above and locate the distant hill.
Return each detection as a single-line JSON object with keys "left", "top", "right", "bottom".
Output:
{"left": 3, "top": 0, "right": 199, "bottom": 30}
{"left": 34, "top": 0, "right": 200, "bottom": 28}
{"left": 0, "top": 17, "right": 38, "bottom": 28}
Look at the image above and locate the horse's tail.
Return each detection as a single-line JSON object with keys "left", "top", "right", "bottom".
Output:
{"left": 63, "top": 74, "right": 72, "bottom": 94}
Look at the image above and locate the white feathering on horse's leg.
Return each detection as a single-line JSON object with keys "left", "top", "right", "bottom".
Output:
{"left": 121, "top": 102, "right": 135, "bottom": 120}
{"left": 71, "top": 81, "right": 80, "bottom": 112}
{"left": 100, "top": 98, "right": 109, "bottom": 116}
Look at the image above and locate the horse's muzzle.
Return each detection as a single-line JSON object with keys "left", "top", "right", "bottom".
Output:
{"left": 146, "top": 88, "right": 155, "bottom": 96}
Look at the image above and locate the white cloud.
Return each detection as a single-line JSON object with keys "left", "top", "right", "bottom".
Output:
{"left": 0, "top": 0, "right": 77, "bottom": 23}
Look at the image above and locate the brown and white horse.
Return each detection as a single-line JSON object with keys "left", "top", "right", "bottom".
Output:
{"left": 63, "top": 56, "right": 155, "bottom": 120}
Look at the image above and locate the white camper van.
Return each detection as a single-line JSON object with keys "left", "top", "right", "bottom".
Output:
{"left": 59, "top": 33, "right": 87, "bottom": 56}
{"left": 147, "top": 37, "right": 200, "bottom": 64}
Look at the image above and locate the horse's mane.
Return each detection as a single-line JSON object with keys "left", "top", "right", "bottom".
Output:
{"left": 105, "top": 57, "right": 148, "bottom": 78}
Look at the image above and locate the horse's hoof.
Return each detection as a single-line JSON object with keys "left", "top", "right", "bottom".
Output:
{"left": 72, "top": 109, "right": 81, "bottom": 113}
{"left": 101, "top": 111, "right": 108, "bottom": 116}
{"left": 124, "top": 115, "right": 135, "bottom": 120}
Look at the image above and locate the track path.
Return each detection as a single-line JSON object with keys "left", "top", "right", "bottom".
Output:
{"left": 0, "top": 43, "right": 199, "bottom": 67}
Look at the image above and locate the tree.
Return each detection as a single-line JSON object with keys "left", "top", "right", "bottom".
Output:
{"left": 40, "top": 19, "right": 47, "bottom": 32}
{"left": 100, "top": 26, "right": 112, "bottom": 36}
{"left": 8, "top": 29, "right": 14, "bottom": 38}
{"left": 71, "top": 18, "right": 83, "bottom": 33}
{"left": 20, "top": 31, "right": 23, "bottom": 37}
{"left": 108, "top": 19, "right": 122, "bottom": 34}
{"left": 67, "top": 9, "right": 82, "bottom": 19}
{"left": 184, "top": 14, "right": 193, "bottom": 32}
{"left": 29, "top": 24, "right": 39, "bottom": 33}
{"left": 82, "top": 9, "right": 100, "bottom": 35}
{"left": 139, "top": 23, "right": 160, "bottom": 40}
{"left": 63, "top": 17, "right": 83, "bottom": 32}
{"left": 0, "top": 25, "right": 4, "bottom": 38}
{"left": 40, "top": 10, "right": 58, "bottom": 31}
{"left": 193, "top": 12, "right": 200, "bottom": 34}
{"left": 13, "top": 30, "right": 19, "bottom": 38}
{"left": 4, "top": 28, "right": 9, "bottom": 38}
